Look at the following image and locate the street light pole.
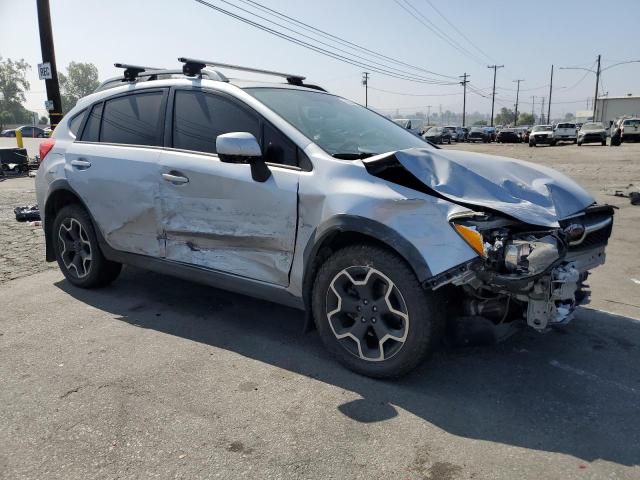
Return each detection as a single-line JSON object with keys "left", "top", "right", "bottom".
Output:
{"left": 547, "top": 65, "right": 554, "bottom": 124}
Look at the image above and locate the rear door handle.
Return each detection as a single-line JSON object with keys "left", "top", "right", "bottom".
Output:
{"left": 162, "top": 172, "right": 189, "bottom": 184}
{"left": 70, "top": 159, "right": 91, "bottom": 169}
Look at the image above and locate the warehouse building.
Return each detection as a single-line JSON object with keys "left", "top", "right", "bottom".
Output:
{"left": 594, "top": 95, "right": 640, "bottom": 126}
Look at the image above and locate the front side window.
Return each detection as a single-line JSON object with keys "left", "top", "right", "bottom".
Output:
{"left": 246, "top": 88, "right": 430, "bottom": 158}
{"left": 100, "top": 91, "right": 164, "bottom": 146}
{"left": 172, "top": 90, "right": 260, "bottom": 154}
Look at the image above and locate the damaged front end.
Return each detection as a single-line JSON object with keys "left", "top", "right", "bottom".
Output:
{"left": 438, "top": 205, "right": 613, "bottom": 332}
{"left": 363, "top": 147, "right": 615, "bottom": 335}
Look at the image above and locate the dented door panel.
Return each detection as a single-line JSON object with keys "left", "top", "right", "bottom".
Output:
{"left": 158, "top": 149, "right": 298, "bottom": 286}
{"left": 64, "top": 142, "right": 165, "bottom": 257}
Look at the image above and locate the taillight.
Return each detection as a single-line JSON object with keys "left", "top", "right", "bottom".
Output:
{"left": 39, "top": 138, "right": 55, "bottom": 162}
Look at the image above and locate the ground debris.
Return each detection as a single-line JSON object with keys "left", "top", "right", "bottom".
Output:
{"left": 610, "top": 184, "right": 640, "bottom": 205}
{"left": 14, "top": 204, "right": 41, "bottom": 221}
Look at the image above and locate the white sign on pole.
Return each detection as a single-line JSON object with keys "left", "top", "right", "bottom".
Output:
{"left": 44, "top": 100, "right": 54, "bottom": 111}
{"left": 38, "top": 62, "right": 52, "bottom": 80}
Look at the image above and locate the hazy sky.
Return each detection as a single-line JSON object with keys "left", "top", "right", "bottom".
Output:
{"left": 2, "top": 0, "right": 639, "bottom": 119}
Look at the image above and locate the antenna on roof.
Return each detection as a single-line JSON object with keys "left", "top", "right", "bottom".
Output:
{"left": 177, "top": 57, "right": 305, "bottom": 85}
{"left": 114, "top": 63, "right": 162, "bottom": 82}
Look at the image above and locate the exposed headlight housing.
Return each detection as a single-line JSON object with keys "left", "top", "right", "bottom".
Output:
{"left": 451, "top": 223, "right": 486, "bottom": 257}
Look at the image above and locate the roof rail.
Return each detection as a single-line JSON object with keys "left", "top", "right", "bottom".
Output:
{"left": 178, "top": 57, "right": 306, "bottom": 85}
{"left": 114, "top": 63, "right": 163, "bottom": 82}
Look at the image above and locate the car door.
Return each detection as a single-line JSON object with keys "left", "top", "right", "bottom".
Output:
{"left": 158, "top": 88, "right": 299, "bottom": 286}
{"left": 64, "top": 89, "right": 168, "bottom": 257}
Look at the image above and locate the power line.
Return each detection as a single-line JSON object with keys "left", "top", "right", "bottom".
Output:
{"left": 238, "top": 0, "right": 458, "bottom": 80}
{"left": 207, "top": 0, "right": 455, "bottom": 85}
{"left": 192, "top": 0, "right": 457, "bottom": 85}
{"left": 422, "top": 0, "right": 493, "bottom": 63}
{"left": 367, "top": 86, "right": 463, "bottom": 97}
{"left": 394, "top": 0, "right": 485, "bottom": 66}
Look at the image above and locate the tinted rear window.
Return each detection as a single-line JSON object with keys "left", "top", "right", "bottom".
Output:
{"left": 556, "top": 123, "right": 575, "bottom": 129}
{"left": 80, "top": 103, "right": 103, "bottom": 142}
{"left": 68, "top": 109, "right": 86, "bottom": 138}
{"left": 100, "top": 91, "right": 165, "bottom": 146}
{"left": 623, "top": 119, "right": 640, "bottom": 126}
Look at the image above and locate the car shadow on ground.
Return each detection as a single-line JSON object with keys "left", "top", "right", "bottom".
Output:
{"left": 56, "top": 267, "right": 640, "bottom": 466}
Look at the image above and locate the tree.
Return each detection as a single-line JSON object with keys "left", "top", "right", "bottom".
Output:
{"left": 0, "top": 57, "right": 31, "bottom": 126}
{"left": 494, "top": 107, "right": 515, "bottom": 126}
{"left": 516, "top": 112, "right": 535, "bottom": 125}
{"left": 39, "top": 115, "right": 49, "bottom": 125}
{"left": 59, "top": 62, "right": 100, "bottom": 113}
{"left": 473, "top": 119, "right": 488, "bottom": 126}
{"left": 564, "top": 112, "right": 575, "bottom": 122}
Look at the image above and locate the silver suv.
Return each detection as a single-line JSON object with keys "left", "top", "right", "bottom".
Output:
{"left": 36, "top": 59, "right": 614, "bottom": 378}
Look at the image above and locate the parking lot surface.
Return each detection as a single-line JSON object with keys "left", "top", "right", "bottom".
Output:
{"left": 1, "top": 139, "right": 639, "bottom": 479}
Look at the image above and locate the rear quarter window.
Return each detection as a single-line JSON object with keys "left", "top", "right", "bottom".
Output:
{"left": 68, "top": 110, "right": 86, "bottom": 138}
{"left": 100, "top": 91, "right": 165, "bottom": 146}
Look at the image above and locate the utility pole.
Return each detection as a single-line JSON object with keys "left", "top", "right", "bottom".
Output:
{"left": 593, "top": 54, "right": 601, "bottom": 121}
{"left": 361, "top": 72, "right": 369, "bottom": 108}
{"left": 513, "top": 79, "right": 524, "bottom": 126}
{"left": 36, "top": 0, "right": 63, "bottom": 130}
{"left": 540, "top": 96, "right": 546, "bottom": 124}
{"left": 487, "top": 64, "right": 504, "bottom": 127}
{"left": 547, "top": 64, "right": 554, "bottom": 124}
{"left": 531, "top": 96, "right": 535, "bottom": 122}
{"left": 426, "top": 105, "right": 432, "bottom": 125}
{"left": 439, "top": 104, "right": 442, "bottom": 125}
{"left": 459, "top": 73, "right": 470, "bottom": 127}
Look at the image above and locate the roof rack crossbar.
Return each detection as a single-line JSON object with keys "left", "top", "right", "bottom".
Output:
{"left": 178, "top": 57, "right": 305, "bottom": 85}
{"left": 114, "top": 63, "right": 163, "bottom": 82}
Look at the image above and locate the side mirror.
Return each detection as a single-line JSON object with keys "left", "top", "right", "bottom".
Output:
{"left": 216, "top": 132, "right": 271, "bottom": 182}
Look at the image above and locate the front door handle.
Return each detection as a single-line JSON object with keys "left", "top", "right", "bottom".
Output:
{"left": 162, "top": 172, "right": 189, "bottom": 184}
{"left": 70, "top": 159, "right": 91, "bottom": 169}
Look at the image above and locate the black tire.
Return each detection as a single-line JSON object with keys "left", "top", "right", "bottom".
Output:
{"left": 52, "top": 204, "right": 122, "bottom": 288}
{"left": 601, "top": 140, "right": 606, "bottom": 146}
{"left": 312, "top": 245, "right": 443, "bottom": 378}
{"left": 577, "top": 141, "right": 582, "bottom": 146}
{"left": 529, "top": 142, "right": 535, "bottom": 147}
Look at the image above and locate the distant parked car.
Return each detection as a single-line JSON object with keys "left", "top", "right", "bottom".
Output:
{"left": 43, "top": 127, "right": 52, "bottom": 137}
{"left": 577, "top": 122, "right": 607, "bottom": 146}
{"left": 393, "top": 118, "right": 425, "bottom": 136}
{"left": 496, "top": 128, "right": 522, "bottom": 143}
{"left": 424, "top": 126, "right": 452, "bottom": 144}
{"left": 621, "top": 118, "right": 640, "bottom": 142}
{"left": 467, "top": 127, "right": 490, "bottom": 143}
{"left": 529, "top": 125, "right": 554, "bottom": 147}
{"left": 522, "top": 129, "right": 531, "bottom": 143}
{"left": 553, "top": 122, "right": 577, "bottom": 144}
{"left": 483, "top": 127, "right": 497, "bottom": 142}
{"left": 443, "top": 126, "right": 459, "bottom": 141}
{"left": 0, "top": 126, "right": 46, "bottom": 138}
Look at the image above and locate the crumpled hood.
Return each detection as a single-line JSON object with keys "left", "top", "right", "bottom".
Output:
{"left": 364, "top": 148, "right": 594, "bottom": 227}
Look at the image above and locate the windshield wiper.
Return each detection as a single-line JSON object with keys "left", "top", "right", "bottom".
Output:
{"left": 332, "top": 152, "right": 377, "bottom": 160}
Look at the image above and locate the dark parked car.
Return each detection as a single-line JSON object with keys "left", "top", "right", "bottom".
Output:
{"left": 483, "top": 126, "right": 496, "bottom": 142}
{"left": 0, "top": 126, "right": 46, "bottom": 138}
{"left": 577, "top": 122, "right": 607, "bottom": 146}
{"left": 467, "top": 127, "right": 490, "bottom": 143}
{"left": 424, "top": 126, "right": 452, "bottom": 144}
{"left": 496, "top": 128, "right": 522, "bottom": 143}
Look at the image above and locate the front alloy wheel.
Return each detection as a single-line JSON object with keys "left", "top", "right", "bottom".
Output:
{"left": 313, "top": 245, "right": 443, "bottom": 378}
{"left": 326, "top": 266, "right": 409, "bottom": 362}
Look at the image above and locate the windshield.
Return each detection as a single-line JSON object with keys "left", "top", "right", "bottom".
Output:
{"left": 532, "top": 125, "right": 553, "bottom": 132}
{"left": 246, "top": 88, "right": 430, "bottom": 158}
{"left": 582, "top": 122, "right": 604, "bottom": 130}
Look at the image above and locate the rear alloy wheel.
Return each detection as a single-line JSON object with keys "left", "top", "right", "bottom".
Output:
{"left": 313, "top": 245, "right": 442, "bottom": 378}
{"left": 53, "top": 204, "right": 122, "bottom": 288}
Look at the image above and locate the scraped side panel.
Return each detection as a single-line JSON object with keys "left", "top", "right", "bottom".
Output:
{"left": 159, "top": 150, "right": 298, "bottom": 286}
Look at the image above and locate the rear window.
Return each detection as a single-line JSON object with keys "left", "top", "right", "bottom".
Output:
{"left": 100, "top": 91, "right": 165, "bottom": 146}
{"left": 623, "top": 119, "right": 640, "bottom": 126}
{"left": 556, "top": 123, "right": 575, "bottom": 129}
{"left": 68, "top": 109, "right": 86, "bottom": 138}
